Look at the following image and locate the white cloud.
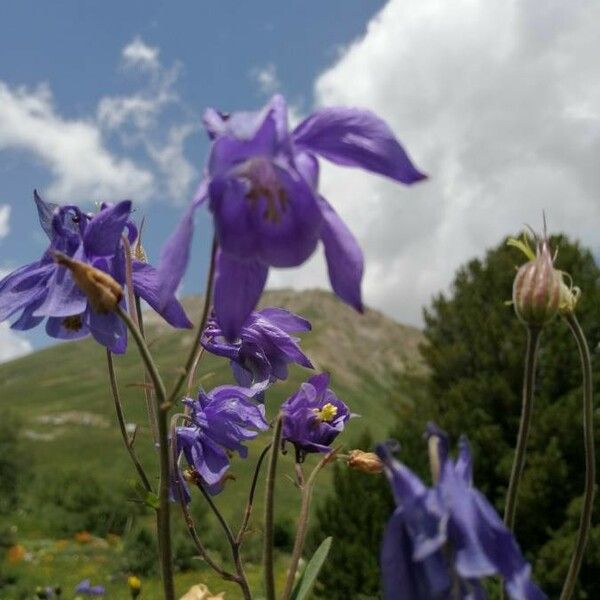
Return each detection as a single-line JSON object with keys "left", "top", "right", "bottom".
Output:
{"left": 0, "top": 322, "right": 32, "bottom": 363}
{"left": 0, "top": 82, "right": 155, "bottom": 202}
{"left": 121, "top": 36, "right": 160, "bottom": 71}
{"left": 270, "top": 0, "right": 600, "bottom": 326}
{"left": 0, "top": 205, "right": 9, "bottom": 238}
{"left": 0, "top": 36, "right": 197, "bottom": 205}
{"left": 251, "top": 63, "right": 281, "bottom": 95}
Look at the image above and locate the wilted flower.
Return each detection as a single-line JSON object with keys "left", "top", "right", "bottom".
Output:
{"left": 512, "top": 235, "right": 562, "bottom": 327}
{"left": 158, "top": 94, "right": 425, "bottom": 340}
{"left": 0, "top": 192, "right": 191, "bottom": 353}
{"left": 377, "top": 424, "right": 547, "bottom": 600}
{"left": 281, "top": 372, "right": 352, "bottom": 460}
{"left": 347, "top": 449, "right": 383, "bottom": 474}
{"left": 201, "top": 307, "right": 313, "bottom": 390}
{"left": 74, "top": 579, "right": 105, "bottom": 596}
{"left": 171, "top": 385, "right": 268, "bottom": 501}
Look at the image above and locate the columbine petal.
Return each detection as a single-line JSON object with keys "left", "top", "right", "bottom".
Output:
{"left": 156, "top": 184, "right": 207, "bottom": 309}
{"left": 132, "top": 262, "right": 192, "bottom": 328}
{"left": 258, "top": 307, "right": 311, "bottom": 333}
{"left": 89, "top": 308, "right": 127, "bottom": 354}
{"left": 213, "top": 251, "right": 268, "bottom": 341}
{"left": 33, "top": 190, "right": 59, "bottom": 240}
{"left": 83, "top": 200, "right": 132, "bottom": 257}
{"left": 318, "top": 196, "right": 364, "bottom": 311}
{"left": 293, "top": 107, "right": 426, "bottom": 184}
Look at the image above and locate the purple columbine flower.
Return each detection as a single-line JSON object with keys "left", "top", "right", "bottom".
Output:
{"left": 157, "top": 94, "right": 425, "bottom": 340}
{"left": 74, "top": 579, "right": 105, "bottom": 596}
{"left": 377, "top": 425, "right": 547, "bottom": 600}
{"left": 201, "top": 307, "right": 313, "bottom": 390}
{"left": 0, "top": 191, "right": 191, "bottom": 353}
{"left": 281, "top": 372, "right": 352, "bottom": 460}
{"left": 171, "top": 385, "right": 268, "bottom": 502}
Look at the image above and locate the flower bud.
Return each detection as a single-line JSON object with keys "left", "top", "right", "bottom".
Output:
{"left": 512, "top": 239, "right": 561, "bottom": 327}
{"left": 53, "top": 252, "right": 123, "bottom": 314}
{"left": 347, "top": 449, "right": 383, "bottom": 474}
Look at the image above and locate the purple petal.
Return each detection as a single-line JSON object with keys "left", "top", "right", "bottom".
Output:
{"left": 294, "top": 151, "right": 319, "bottom": 189}
{"left": 213, "top": 251, "right": 268, "bottom": 341}
{"left": 89, "top": 308, "right": 127, "bottom": 354}
{"left": 33, "top": 261, "right": 87, "bottom": 318}
{"left": 195, "top": 435, "right": 230, "bottom": 485}
{"left": 293, "top": 107, "right": 426, "bottom": 184}
{"left": 156, "top": 182, "right": 207, "bottom": 309}
{"left": 11, "top": 297, "right": 45, "bottom": 330}
{"left": 132, "top": 262, "right": 192, "bottom": 328}
{"left": 33, "top": 190, "right": 59, "bottom": 240}
{"left": 46, "top": 315, "right": 90, "bottom": 340}
{"left": 0, "top": 262, "right": 51, "bottom": 321}
{"left": 318, "top": 196, "right": 364, "bottom": 311}
{"left": 258, "top": 307, "right": 311, "bottom": 333}
{"left": 83, "top": 200, "right": 132, "bottom": 257}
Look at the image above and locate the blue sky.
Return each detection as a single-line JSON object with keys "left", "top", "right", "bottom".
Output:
{"left": 1, "top": 0, "right": 599, "bottom": 361}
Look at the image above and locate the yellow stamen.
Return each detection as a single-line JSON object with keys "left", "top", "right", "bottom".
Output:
{"left": 313, "top": 403, "right": 338, "bottom": 423}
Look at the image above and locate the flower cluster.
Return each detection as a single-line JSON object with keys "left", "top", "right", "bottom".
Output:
{"left": 0, "top": 192, "right": 191, "bottom": 353}
{"left": 157, "top": 94, "right": 425, "bottom": 340}
{"left": 171, "top": 385, "right": 268, "bottom": 501}
{"left": 377, "top": 424, "right": 547, "bottom": 600}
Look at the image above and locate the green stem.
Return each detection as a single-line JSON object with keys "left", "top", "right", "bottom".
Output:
{"left": 281, "top": 454, "right": 331, "bottom": 600}
{"left": 237, "top": 444, "right": 272, "bottom": 546}
{"left": 504, "top": 326, "right": 541, "bottom": 531}
{"left": 166, "top": 235, "right": 218, "bottom": 407}
{"left": 263, "top": 415, "right": 283, "bottom": 600}
{"left": 116, "top": 305, "right": 174, "bottom": 600}
{"left": 105, "top": 350, "right": 152, "bottom": 493}
{"left": 560, "top": 313, "right": 596, "bottom": 600}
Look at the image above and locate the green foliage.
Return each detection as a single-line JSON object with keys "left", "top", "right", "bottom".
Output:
{"left": 308, "top": 432, "right": 393, "bottom": 599}
{"left": 28, "top": 469, "right": 137, "bottom": 537}
{"left": 290, "top": 536, "right": 332, "bottom": 600}
{"left": 0, "top": 412, "right": 27, "bottom": 513}
{"left": 397, "top": 233, "right": 600, "bottom": 597}
{"left": 122, "top": 526, "right": 158, "bottom": 577}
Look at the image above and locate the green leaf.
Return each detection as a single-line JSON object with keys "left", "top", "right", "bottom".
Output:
{"left": 290, "top": 536, "right": 333, "bottom": 600}
{"left": 144, "top": 492, "right": 160, "bottom": 510}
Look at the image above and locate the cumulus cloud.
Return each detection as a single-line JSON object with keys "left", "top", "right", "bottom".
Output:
{"left": 0, "top": 82, "right": 154, "bottom": 202}
{"left": 0, "top": 205, "right": 9, "bottom": 238}
{"left": 0, "top": 36, "right": 197, "bottom": 205}
{"left": 269, "top": 0, "right": 600, "bottom": 325}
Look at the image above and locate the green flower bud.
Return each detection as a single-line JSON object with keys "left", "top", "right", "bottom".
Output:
{"left": 512, "top": 238, "right": 561, "bottom": 326}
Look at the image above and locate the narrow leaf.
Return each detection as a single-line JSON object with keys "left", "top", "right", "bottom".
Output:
{"left": 290, "top": 536, "right": 333, "bottom": 600}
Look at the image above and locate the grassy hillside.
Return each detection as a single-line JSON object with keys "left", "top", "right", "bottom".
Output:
{"left": 0, "top": 289, "right": 423, "bottom": 596}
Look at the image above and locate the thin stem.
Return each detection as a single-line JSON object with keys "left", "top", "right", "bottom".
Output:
{"left": 105, "top": 350, "right": 152, "bottom": 493}
{"left": 237, "top": 444, "right": 272, "bottom": 546}
{"left": 197, "top": 485, "right": 253, "bottom": 600}
{"left": 166, "top": 235, "right": 218, "bottom": 408}
{"left": 263, "top": 415, "right": 283, "bottom": 600}
{"left": 560, "top": 313, "right": 596, "bottom": 600}
{"left": 504, "top": 326, "right": 541, "bottom": 531}
{"left": 281, "top": 454, "right": 331, "bottom": 600}
{"left": 134, "top": 294, "right": 159, "bottom": 446}
{"left": 116, "top": 305, "right": 174, "bottom": 600}
{"left": 168, "top": 416, "right": 237, "bottom": 583}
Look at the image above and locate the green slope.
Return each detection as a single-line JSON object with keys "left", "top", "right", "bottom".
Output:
{"left": 0, "top": 289, "right": 423, "bottom": 528}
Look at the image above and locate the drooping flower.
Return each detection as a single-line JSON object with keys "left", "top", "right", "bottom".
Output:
{"left": 281, "top": 372, "right": 352, "bottom": 460}
{"left": 158, "top": 95, "right": 426, "bottom": 340}
{"left": 201, "top": 307, "right": 313, "bottom": 390}
{"left": 0, "top": 191, "right": 191, "bottom": 353}
{"left": 171, "top": 385, "right": 268, "bottom": 502}
{"left": 74, "top": 579, "right": 105, "bottom": 596}
{"left": 377, "top": 424, "right": 547, "bottom": 600}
